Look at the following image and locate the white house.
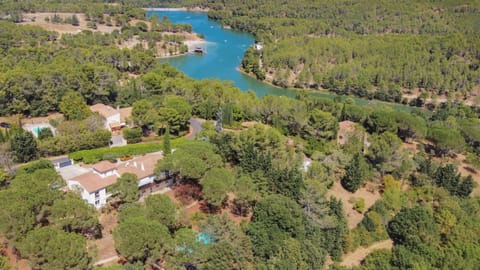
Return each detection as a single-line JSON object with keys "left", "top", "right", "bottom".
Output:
{"left": 68, "top": 172, "right": 118, "bottom": 208}
{"left": 253, "top": 43, "right": 263, "bottom": 50}
{"left": 66, "top": 152, "right": 167, "bottom": 208}
{"left": 90, "top": 104, "right": 123, "bottom": 131}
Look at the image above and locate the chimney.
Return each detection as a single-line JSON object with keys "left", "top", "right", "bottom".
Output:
{"left": 134, "top": 161, "right": 137, "bottom": 168}
{"left": 141, "top": 163, "right": 145, "bottom": 171}
{"left": 117, "top": 105, "right": 120, "bottom": 111}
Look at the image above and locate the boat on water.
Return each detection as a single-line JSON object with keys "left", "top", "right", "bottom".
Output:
{"left": 193, "top": 47, "right": 205, "bottom": 54}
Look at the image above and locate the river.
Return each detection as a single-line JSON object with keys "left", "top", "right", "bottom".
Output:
{"left": 147, "top": 10, "right": 413, "bottom": 111}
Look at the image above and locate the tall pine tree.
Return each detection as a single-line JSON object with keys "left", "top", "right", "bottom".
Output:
{"left": 163, "top": 125, "right": 171, "bottom": 156}
{"left": 341, "top": 153, "right": 369, "bottom": 192}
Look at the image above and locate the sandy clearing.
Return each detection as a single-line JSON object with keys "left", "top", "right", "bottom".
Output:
{"left": 337, "top": 120, "right": 356, "bottom": 145}
{"left": 327, "top": 181, "right": 381, "bottom": 229}
{"left": 340, "top": 239, "right": 393, "bottom": 267}
{"left": 20, "top": 13, "right": 120, "bottom": 34}
{"left": 88, "top": 211, "right": 119, "bottom": 266}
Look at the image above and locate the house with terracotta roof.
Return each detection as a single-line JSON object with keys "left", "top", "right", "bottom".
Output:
{"left": 89, "top": 103, "right": 132, "bottom": 132}
{"left": 66, "top": 152, "right": 169, "bottom": 208}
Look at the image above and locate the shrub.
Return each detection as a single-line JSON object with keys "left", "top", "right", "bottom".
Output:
{"left": 354, "top": 198, "right": 366, "bottom": 213}
{"left": 123, "top": 128, "right": 142, "bottom": 144}
{"left": 69, "top": 138, "right": 187, "bottom": 163}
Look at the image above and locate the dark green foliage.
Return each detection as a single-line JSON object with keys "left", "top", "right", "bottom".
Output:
{"left": 59, "top": 92, "right": 92, "bottom": 121}
{"left": 48, "top": 194, "right": 100, "bottom": 236}
{"left": 111, "top": 173, "right": 140, "bottom": 204}
{"left": 361, "top": 249, "right": 394, "bottom": 270}
{"left": 341, "top": 153, "right": 369, "bottom": 192}
{"left": 145, "top": 194, "right": 178, "bottom": 231}
{"left": 387, "top": 206, "right": 439, "bottom": 247}
{"left": 365, "top": 110, "right": 398, "bottom": 134}
{"left": 201, "top": 168, "right": 234, "bottom": 210}
{"left": 163, "top": 125, "right": 171, "bottom": 155}
{"left": 435, "top": 164, "right": 474, "bottom": 197}
{"left": 38, "top": 130, "right": 111, "bottom": 156}
{"left": 268, "top": 166, "right": 304, "bottom": 201}
{"left": 118, "top": 203, "right": 147, "bottom": 223}
{"left": 204, "top": 0, "right": 480, "bottom": 98}
{"left": 241, "top": 47, "right": 265, "bottom": 80}
{"left": 16, "top": 159, "right": 53, "bottom": 174}
{"left": 37, "top": 128, "right": 53, "bottom": 140}
{"left": 11, "top": 129, "right": 37, "bottom": 163}
{"left": 306, "top": 109, "right": 338, "bottom": 141}
{"left": 155, "top": 141, "right": 223, "bottom": 180}
{"left": 71, "top": 14, "right": 80, "bottom": 26}
{"left": 247, "top": 195, "right": 306, "bottom": 259}
{"left": 325, "top": 198, "right": 348, "bottom": 260}
{"left": 123, "top": 128, "right": 142, "bottom": 144}
{"left": 113, "top": 217, "right": 172, "bottom": 264}
{"left": 70, "top": 138, "right": 186, "bottom": 164}
{"left": 427, "top": 126, "right": 466, "bottom": 155}
{"left": 18, "top": 227, "right": 90, "bottom": 270}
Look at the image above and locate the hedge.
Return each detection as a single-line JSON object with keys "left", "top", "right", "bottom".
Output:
{"left": 69, "top": 138, "right": 188, "bottom": 164}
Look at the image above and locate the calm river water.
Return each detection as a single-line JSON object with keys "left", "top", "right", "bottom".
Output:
{"left": 147, "top": 10, "right": 412, "bottom": 111}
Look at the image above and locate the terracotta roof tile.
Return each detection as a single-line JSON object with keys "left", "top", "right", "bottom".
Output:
{"left": 92, "top": 161, "right": 117, "bottom": 173}
{"left": 119, "top": 107, "right": 132, "bottom": 123}
{"left": 116, "top": 152, "right": 163, "bottom": 180}
{"left": 71, "top": 172, "right": 117, "bottom": 193}
{"left": 90, "top": 103, "right": 118, "bottom": 118}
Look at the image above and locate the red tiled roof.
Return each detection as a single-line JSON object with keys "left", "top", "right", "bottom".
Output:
{"left": 116, "top": 152, "right": 163, "bottom": 180}
{"left": 119, "top": 107, "right": 132, "bottom": 123}
{"left": 71, "top": 172, "right": 117, "bottom": 193}
{"left": 90, "top": 103, "right": 118, "bottom": 118}
{"left": 92, "top": 161, "right": 117, "bottom": 173}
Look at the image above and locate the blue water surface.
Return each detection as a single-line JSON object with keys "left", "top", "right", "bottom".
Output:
{"left": 147, "top": 10, "right": 414, "bottom": 111}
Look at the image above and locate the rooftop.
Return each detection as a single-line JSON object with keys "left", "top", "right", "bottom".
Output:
{"left": 119, "top": 107, "right": 132, "bottom": 123}
{"left": 116, "top": 152, "right": 163, "bottom": 179}
{"left": 71, "top": 172, "right": 118, "bottom": 193}
{"left": 92, "top": 160, "right": 117, "bottom": 173}
{"left": 90, "top": 103, "right": 118, "bottom": 118}
{"left": 51, "top": 157, "right": 71, "bottom": 164}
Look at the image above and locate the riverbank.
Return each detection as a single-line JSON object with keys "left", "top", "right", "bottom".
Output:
{"left": 237, "top": 66, "right": 421, "bottom": 111}
{"left": 144, "top": 7, "right": 209, "bottom": 12}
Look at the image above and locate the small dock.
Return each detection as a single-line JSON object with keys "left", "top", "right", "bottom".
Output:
{"left": 193, "top": 47, "right": 205, "bottom": 54}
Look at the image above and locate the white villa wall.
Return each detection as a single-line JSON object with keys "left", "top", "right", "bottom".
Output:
{"left": 105, "top": 114, "right": 121, "bottom": 129}
{"left": 67, "top": 180, "right": 108, "bottom": 208}
{"left": 138, "top": 175, "right": 155, "bottom": 188}
{"left": 93, "top": 169, "right": 118, "bottom": 178}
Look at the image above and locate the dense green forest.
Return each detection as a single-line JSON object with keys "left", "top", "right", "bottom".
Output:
{"left": 0, "top": 1, "right": 480, "bottom": 270}
{"left": 197, "top": 0, "right": 480, "bottom": 104}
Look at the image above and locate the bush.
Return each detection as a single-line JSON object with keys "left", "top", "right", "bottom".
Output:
{"left": 69, "top": 138, "right": 187, "bottom": 163}
{"left": 38, "top": 130, "right": 111, "bottom": 157}
{"left": 354, "top": 198, "right": 366, "bottom": 213}
{"left": 123, "top": 128, "right": 142, "bottom": 144}
{"left": 37, "top": 128, "right": 53, "bottom": 140}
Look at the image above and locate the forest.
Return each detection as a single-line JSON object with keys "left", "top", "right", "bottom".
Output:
{"left": 195, "top": 0, "right": 480, "bottom": 104}
{"left": 0, "top": 1, "right": 479, "bottom": 270}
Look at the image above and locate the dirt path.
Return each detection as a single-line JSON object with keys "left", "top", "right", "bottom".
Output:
{"left": 327, "top": 181, "right": 381, "bottom": 229}
{"left": 340, "top": 239, "right": 393, "bottom": 268}
{"left": 88, "top": 211, "right": 119, "bottom": 266}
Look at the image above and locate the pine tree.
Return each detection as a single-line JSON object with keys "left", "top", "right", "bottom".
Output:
{"left": 71, "top": 14, "right": 80, "bottom": 26}
{"left": 341, "top": 153, "right": 369, "bottom": 192}
{"left": 11, "top": 129, "right": 37, "bottom": 163}
{"left": 163, "top": 125, "right": 171, "bottom": 156}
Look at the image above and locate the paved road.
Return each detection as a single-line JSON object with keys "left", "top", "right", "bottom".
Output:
{"left": 186, "top": 118, "right": 205, "bottom": 139}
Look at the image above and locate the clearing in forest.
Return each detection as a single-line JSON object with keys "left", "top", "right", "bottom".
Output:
{"left": 340, "top": 239, "right": 393, "bottom": 268}
{"left": 327, "top": 181, "right": 381, "bottom": 229}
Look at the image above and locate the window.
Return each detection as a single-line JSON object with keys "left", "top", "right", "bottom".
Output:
{"left": 95, "top": 191, "right": 100, "bottom": 198}
{"left": 95, "top": 200, "right": 100, "bottom": 206}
